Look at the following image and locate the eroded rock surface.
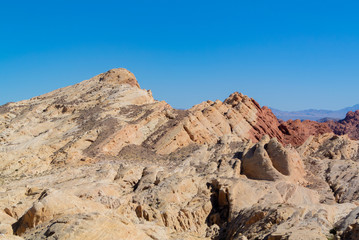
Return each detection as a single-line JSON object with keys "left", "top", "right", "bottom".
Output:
{"left": 1, "top": 68, "right": 359, "bottom": 239}
{"left": 327, "top": 110, "right": 359, "bottom": 140}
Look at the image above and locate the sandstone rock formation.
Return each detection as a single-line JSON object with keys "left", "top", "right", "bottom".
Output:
{"left": 327, "top": 110, "right": 359, "bottom": 140}
{"left": 1, "top": 68, "right": 359, "bottom": 239}
{"left": 278, "top": 119, "right": 332, "bottom": 146}
{"left": 242, "top": 136, "right": 306, "bottom": 182}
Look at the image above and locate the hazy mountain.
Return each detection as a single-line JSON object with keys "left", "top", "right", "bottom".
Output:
{"left": 271, "top": 104, "right": 359, "bottom": 121}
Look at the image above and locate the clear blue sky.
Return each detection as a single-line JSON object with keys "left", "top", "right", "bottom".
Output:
{"left": 1, "top": 0, "right": 358, "bottom": 111}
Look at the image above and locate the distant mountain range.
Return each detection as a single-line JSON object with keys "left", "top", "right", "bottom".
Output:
{"left": 271, "top": 104, "right": 359, "bottom": 121}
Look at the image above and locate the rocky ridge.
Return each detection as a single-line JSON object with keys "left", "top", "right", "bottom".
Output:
{"left": 327, "top": 110, "right": 359, "bottom": 140}
{"left": 0, "top": 68, "right": 359, "bottom": 239}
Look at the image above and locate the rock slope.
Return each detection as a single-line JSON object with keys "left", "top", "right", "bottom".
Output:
{"left": 327, "top": 110, "right": 359, "bottom": 140}
{"left": 0, "top": 68, "right": 359, "bottom": 240}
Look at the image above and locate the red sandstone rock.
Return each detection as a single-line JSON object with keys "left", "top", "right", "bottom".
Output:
{"left": 278, "top": 119, "right": 332, "bottom": 146}
{"left": 327, "top": 110, "right": 359, "bottom": 140}
{"left": 244, "top": 101, "right": 332, "bottom": 147}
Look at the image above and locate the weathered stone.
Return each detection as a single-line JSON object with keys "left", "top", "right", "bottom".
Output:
{"left": 0, "top": 68, "right": 359, "bottom": 240}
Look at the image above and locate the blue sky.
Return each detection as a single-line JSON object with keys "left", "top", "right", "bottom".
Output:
{"left": 0, "top": 0, "right": 358, "bottom": 111}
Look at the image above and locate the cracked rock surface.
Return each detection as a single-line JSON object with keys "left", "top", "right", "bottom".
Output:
{"left": 1, "top": 68, "right": 359, "bottom": 239}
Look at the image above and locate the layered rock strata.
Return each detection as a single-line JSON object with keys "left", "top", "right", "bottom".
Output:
{"left": 1, "top": 68, "right": 359, "bottom": 240}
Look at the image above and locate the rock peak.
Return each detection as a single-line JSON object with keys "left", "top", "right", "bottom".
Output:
{"left": 223, "top": 92, "right": 247, "bottom": 107}
{"left": 3, "top": 69, "right": 359, "bottom": 240}
{"left": 327, "top": 109, "right": 359, "bottom": 139}
{"left": 344, "top": 110, "right": 359, "bottom": 120}
{"left": 97, "top": 68, "right": 140, "bottom": 88}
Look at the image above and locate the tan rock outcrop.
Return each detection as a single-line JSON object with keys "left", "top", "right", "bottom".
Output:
{"left": 241, "top": 136, "right": 305, "bottom": 183}
{"left": 13, "top": 189, "right": 106, "bottom": 235}
{"left": 2, "top": 68, "right": 359, "bottom": 240}
{"left": 298, "top": 133, "right": 359, "bottom": 160}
